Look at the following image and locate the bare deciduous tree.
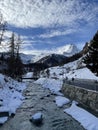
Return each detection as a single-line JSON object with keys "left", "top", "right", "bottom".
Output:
{"left": 0, "top": 13, "right": 7, "bottom": 44}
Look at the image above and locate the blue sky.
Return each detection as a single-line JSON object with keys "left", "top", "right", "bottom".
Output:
{"left": 0, "top": 0, "right": 98, "bottom": 54}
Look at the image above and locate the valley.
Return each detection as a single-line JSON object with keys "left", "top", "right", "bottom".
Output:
{"left": 0, "top": 1, "right": 98, "bottom": 130}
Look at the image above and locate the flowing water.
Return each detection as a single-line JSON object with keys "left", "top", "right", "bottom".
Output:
{"left": 0, "top": 82, "right": 85, "bottom": 130}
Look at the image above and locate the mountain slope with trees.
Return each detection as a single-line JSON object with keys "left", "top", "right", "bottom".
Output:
{"left": 83, "top": 31, "right": 98, "bottom": 76}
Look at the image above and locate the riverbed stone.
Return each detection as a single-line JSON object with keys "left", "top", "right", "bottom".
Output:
{"left": 30, "top": 112, "right": 43, "bottom": 126}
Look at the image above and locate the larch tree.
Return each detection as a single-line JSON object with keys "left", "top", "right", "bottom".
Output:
{"left": 0, "top": 13, "right": 7, "bottom": 44}
{"left": 7, "top": 33, "right": 24, "bottom": 79}
{"left": 15, "top": 34, "right": 24, "bottom": 78}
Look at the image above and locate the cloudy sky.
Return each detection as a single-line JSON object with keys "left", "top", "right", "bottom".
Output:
{"left": 0, "top": 0, "right": 98, "bottom": 54}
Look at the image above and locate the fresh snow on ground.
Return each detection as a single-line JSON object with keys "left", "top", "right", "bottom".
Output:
{"left": 49, "top": 59, "right": 98, "bottom": 80}
{"left": 0, "top": 74, "right": 26, "bottom": 124}
{"left": 0, "top": 117, "right": 8, "bottom": 124}
{"left": 0, "top": 55, "right": 98, "bottom": 128}
{"left": 34, "top": 78, "right": 63, "bottom": 95}
{"left": 64, "top": 102, "right": 98, "bottom": 130}
{"left": 55, "top": 96, "right": 70, "bottom": 107}
{"left": 66, "top": 68, "right": 98, "bottom": 80}
{"left": 23, "top": 72, "right": 33, "bottom": 78}
{"left": 34, "top": 76, "right": 98, "bottom": 130}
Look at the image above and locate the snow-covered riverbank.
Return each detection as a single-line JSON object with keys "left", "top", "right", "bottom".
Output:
{"left": 35, "top": 77, "right": 98, "bottom": 130}
{"left": 0, "top": 74, "right": 26, "bottom": 124}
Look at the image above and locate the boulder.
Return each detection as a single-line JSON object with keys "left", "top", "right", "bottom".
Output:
{"left": 30, "top": 112, "right": 43, "bottom": 126}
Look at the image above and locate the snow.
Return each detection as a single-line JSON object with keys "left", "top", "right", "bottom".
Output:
{"left": 28, "top": 44, "right": 79, "bottom": 62}
{"left": 32, "top": 112, "right": 42, "bottom": 120}
{"left": 35, "top": 77, "right": 98, "bottom": 130}
{"left": 66, "top": 68, "right": 98, "bottom": 80}
{"left": 34, "top": 78, "right": 63, "bottom": 95}
{"left": 33, "top": 53, "right": 51, "bottom": 62}
{"left": 0, "top": 52, "right": 97, "bottom": 128}
{"left": 23, "top": 72, "right": 33, "bottom": 78}
{"left": 64, "top": 102, "right": 98, "bottom": 130}
{"left": 55, "top": 96, "right": 70, "bottom": 107}
{"left": 48, "top": 58, "right": 98, "bottom": 80}
{"left": 56, "top": 44, "right": 79, "bottom": 56}
{"left": 0, "top": 74, "right": 26, "bottom": 124}
{"left": 0, "top": 106, "right": 9, "bottom": 112}
{"left": 33, "top": 56, "right": 98, "bottom": 130}
{"left": 34, "top": 76, "right": 98, "bottom": 130}
{"left": 20, "top": 53, "right": 35, "bottom": 64}
{"left": 35, "top": 59, "right": 98, "bottom": 130}
{"left": 0, "top": 117, "right": 8, "bottom": 124}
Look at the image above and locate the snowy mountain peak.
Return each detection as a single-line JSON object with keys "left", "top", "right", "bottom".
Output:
{"left": 56, "top": 44, "right": 79, "bottom": 56}
{"left": 20, "top": 44, "right": 79, "bottom": 63}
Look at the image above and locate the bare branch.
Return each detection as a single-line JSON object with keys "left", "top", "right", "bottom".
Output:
{"left": 0, "top": 13, "right": 7, "bottom": 44}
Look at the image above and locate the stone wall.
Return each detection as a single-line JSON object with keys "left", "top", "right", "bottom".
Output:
{"left": 62, "top": 84, "right": 98, "bottom": 112}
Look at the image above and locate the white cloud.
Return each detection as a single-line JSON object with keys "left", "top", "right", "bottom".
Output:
{"left": 0, "top": 0, "right": 97, "bottom": 28}
{"left": 0, "top": 0, "right": 97, "bottom": 54}
{"left": 21, "top": 48, "right": 53, "bottom": 55}
{"left": 39, "top": 28, "right": 76, "bottom": 38}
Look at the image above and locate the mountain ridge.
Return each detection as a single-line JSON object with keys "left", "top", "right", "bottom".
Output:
{"left": 56, "top": 44, "right": 79, "bottom": 56}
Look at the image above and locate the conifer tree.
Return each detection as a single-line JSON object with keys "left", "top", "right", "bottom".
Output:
{"left": 9, "top": 32, "right": 15, "bottom": 57}
{"left": 8, "top": 33, "right": 24, "bottom": 79}
{"left": 7, "top": 32, "right": 15, "bottom": 77}
{"left": 15, "top": 34, "right": 23, "bottom": 78}
{"left": 83, "top": 31, "right": 98, "bottom": 75}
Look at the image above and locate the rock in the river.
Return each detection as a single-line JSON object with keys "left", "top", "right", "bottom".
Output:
{"left": 30, "top": 112, "right": 43, "bottom": 126}
{"left": 0, "top": 99, "right": 3, "bottom": 107}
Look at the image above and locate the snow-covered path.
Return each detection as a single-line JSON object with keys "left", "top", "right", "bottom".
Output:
{"left": 0, "top": 82, "right": 85, "bottom": 130}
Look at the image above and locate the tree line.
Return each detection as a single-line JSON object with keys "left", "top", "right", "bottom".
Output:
{"left": 0, "top": 13, "right": 23, "bottom": 79}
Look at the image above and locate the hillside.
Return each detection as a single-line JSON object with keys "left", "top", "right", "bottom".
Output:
{"left": 36, "top": 54, "right": 68, "bottom": 67}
